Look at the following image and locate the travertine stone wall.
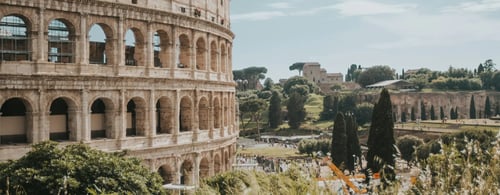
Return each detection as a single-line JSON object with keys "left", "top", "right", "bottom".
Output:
{"left": 0, "top": 0, "right": 237, "bottom": 186}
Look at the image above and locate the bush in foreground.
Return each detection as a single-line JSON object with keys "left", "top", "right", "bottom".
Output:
{"left": 0, "top": 141, "right": 164, "bottom": 194}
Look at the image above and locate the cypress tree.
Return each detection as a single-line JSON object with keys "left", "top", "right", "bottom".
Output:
{"left": 411, "top": 107, "right": 416, "bottom": 121}
{"left": 346, "top": 115, "right": 361, "bottom": 172}
{"left": 331, "top": 113, "right": 347, "bottom": 169}
{"left": 485, "top": 96, "right": 491, "bottom": 118}
{"left": 367, "top": 89, "right": 396, "bottom": 182}
{"left": 450, "top": 108, "right": 455, "bottom": 120}
{"left": 420, "top": 101, "right": 427, "bottom": 120}
{"left": 268, "top": 91, "right": 282, "bottom": 128}
{"left": 287, "top": 92, "right": 306, "bottom": 129}
{"left": 470, "top": 95, "right": 476, "bottom": 119}
{"left": 440, "top": 106, "right": 445, "bottom": 120}
{"left": 430, "top": 105, "right": 436, "bottom": 120}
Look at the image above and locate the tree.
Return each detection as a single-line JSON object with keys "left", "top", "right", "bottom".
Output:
{"left": 356, "top": 65, "right": 395, "bottom": 87}
{"left": 366, "top": 89, "right": 396, "bottom": 182}
{"left": 354, "top": 103, "right": 373, "bottom": 126}
{"left": 0, "top": 142, "right": 164, "bottom": 194}
{"left": 233, "top": 67, "right": 268, "bottom": 90}
{"left": 470, "top": 95, "right": 476, "bottom": 119}
{"left": 430, "top": 105, "right": 436, "bottom": 120}
{"left": 268, "top": 91, "right": 282, "bottom": 128}
{"left": 345, "top": 115, "right": 361, "bottom": 172}
{"left": 420, "top": 101, "right": 427, "bottom": 120}
{"left": 331, "top": 113, "right": 347, "bottom": 169}
{"left": 240, "top": 98, "right": 268, "bottom": 138}
{"left": 263, "top": 78, "right": 274, "bottom": 90}
{"left": 396, "top": 135, "right": 424, "bottom": 166}
{"left": 338, "top": 94, "right": 357, "bottom": 114}
{"left": 346, "top": 64, "right": 359, "bottom": 82}
{"left": 493, "top": 72, "right": 500, "bottom": 91}
{"left": 485, "top": 96, "right": 492, "bottom": 118}
{"left": 401, "top": 112, "right": 407, "bottom": 122}
{"left": 320, "top": 95, "right": 337, "bottom": 121}
{"left": 287, "top": 92, "right": 307, "bottom": 129}
{"left": 455, "top": 107, "right": 459, "bottom": 119}
{"left": 440, "top": 106, "right": 445, "bottom": 120}
{"left": 477, "top": 63, "right": 484, "bottom": 74}
{"left": 483, "top": 59, "right": 496, "bottom": 72}
{"left": 411, "top": 107, "right": 416, "bottom": 121}
{"left": 450, "top": 107, "right": 456, "bottom": 120}
{"left": 283, "top": 76, "right": 316, "bottom": 96}
{"left": 289, "top": 62, "right": 305, "bottom": 76}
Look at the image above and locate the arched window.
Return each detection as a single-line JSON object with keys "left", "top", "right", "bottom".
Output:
{"left": 0, "top": 98, "right": 29, "bottom": 144}
{"left": 210, "top": 41, "right": 217, "bottom": 72}
{"left": 179, "top": 97, "right": 192, "bottom": 132}
{"left": 153, "top": 31, "right": 171, "bottom": 68}
{"left": 48, "top": 19, "right": 74, "bottom": 63}
{"left": 89, "top": 24, "right": 113, "bottom": 65}
{"left": 0, "top": 15, "right": 30, "bottom": 61}
{"left": 196, "top": 38, "right": 206, "bottom": 70}
{"left": 177, "top": 34, "right": 190, "bottom": 68}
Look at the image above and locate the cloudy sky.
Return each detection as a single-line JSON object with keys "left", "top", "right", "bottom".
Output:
{"left": 230, "top": 0, "right": 500, "bottom": 81}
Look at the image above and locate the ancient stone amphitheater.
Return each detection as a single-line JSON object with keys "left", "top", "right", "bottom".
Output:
{"left": 0, "top": 0, "right": 237, "bottom": 186}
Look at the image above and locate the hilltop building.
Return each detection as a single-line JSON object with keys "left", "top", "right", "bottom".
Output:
{"left": 301, "top": 62, "right": 344, "bottom": 93}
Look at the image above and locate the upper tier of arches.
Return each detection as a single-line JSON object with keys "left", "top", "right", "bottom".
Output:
{"left": 0, "top": 3, "right": 234, "bottom": 81}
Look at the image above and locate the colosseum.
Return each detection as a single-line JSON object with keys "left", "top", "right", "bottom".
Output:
{"left": 0, "top": 0, "right": 237, "bottom": 186}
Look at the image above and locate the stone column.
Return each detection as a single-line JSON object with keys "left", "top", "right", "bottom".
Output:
{"left": 146, "top": 22, "right": 154, "bottom": 76}
{"left": 115, "top": 17, "right": 125, "bottom": 75}
{"left": 27, "top": 111, "right": 38, "bottom": 143}
{"left": 170, "top": 26, "right": 177, "bottom": 78}
{"left": 117, "top": 90, "right": 127, "bottom": 149}
{"left": 81, "top": 89, "right": 91, "bottom": 141}
{"left": 194, "top": 152, "right": 201, "bottom": 186}
{"left": 192, "top": 89, "right": 199, "bottom": 142}
{"left": 36, "top": 8, "right": 46, "bottom": 63}
{"left": 148, "top": 89, "right": 156, "bottom": 146}
{"left": 79, "top": 13, "right": 89, "bottom": 65}
{"left": 38, "top": 89, "right": 48, "bottom": 141}
{"left": 173, "top": 89, "right": 180, "bottom": 144}
{"left": 208, "top": 91, "right": 214, "bottom": 139}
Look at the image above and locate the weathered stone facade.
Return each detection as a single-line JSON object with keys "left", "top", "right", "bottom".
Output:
{"left": 0, "top": 0, "right": 237, "bottom": 186}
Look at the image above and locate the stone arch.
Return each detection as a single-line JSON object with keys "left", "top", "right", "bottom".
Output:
{"left": 220, "top": 42, "right": 227, "bottom": 73}
{"left": 156, "top": 97, "right": 173, "bottom": 134}
{"left": 210, "top": 41, "right": 217, "bottom": 72}
{"left": 177, "top": 34, "right": 190, "bottom": 68}
{"left": 124, "top": 28, "right": 145, "bottom": 66}
{"left": 158, "top": 164, "right": 175, "bottom": 184}
{"left": 90, "top": 98, "right": 115, "bottom": 139}
{"left": 47, "top": 18, "right": 75, "bottom": 63}
{"left": 213, "top": 153, "right": 221, "bottom": 174}
{"left": 199, "top": 157, "right": 210, "bottom": 179}
{"left": 195, "top": 37, "right": 207, "bottom": 70}
{"left": 126, "top": 97, "right": 147, "bottom": 137}
{"left": 198, "top": 97, "right": 209, "bottom": 130}
{"left": 213, "top": 97, "right": 221, "bottom": 129}
{"left": 228, "top": 44, "right": 232, "bottom": 78}
{"left": 180, "top": 159, "right": 194, "bottom": 185}
{"left": 48, "top": 97, "right": 78, "bottom": 141}
{"left": 153, "top": 30, "right": 170, "bottom": 68}
{"left": 88, "top": 23, "right": 114, "bottom": 65}
{"left": 0, "top": 97, "right": 34, "bottom": 144}
{"left": 0, "top": 15, "right": 32, "bottom": 61}
{"left": 179, "top": 96, "right": 193, "bottom": 132}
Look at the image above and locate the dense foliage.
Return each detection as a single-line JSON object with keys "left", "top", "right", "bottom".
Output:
{"left": 356, "top": 65, "right": 395, "bottom": 87}
{"left": 331, "top": 113, "right": 347, "bottom": 169}
{"left": 396, "top": 135, "right": 424, "bottom": 165}
{"left": 298, "top": 139, "right": 331, "bottom": 157}
{"left": 287, "top": 92, "right": 307, "bottom": 129}
{"left": 367, "top": 89, "right": 396, "bottom": 182}
{"left": 268, "top": 91, "right": 282, "bottom": 128}
{"left": 0, "top": 142, "right": 164, "bottom": 194}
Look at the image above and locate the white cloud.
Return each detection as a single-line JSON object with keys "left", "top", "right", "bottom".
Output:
{"left": 331, "top": 0, "right": 417, "bottom": 16}
{"left": 443, "top": 0, "right": 500, "bottom": 13}
{"left": 232, "top": 11, "right": 286, "bottom": 21}
{"left": 268, "top": 2, "right": 292, "bottom": 9}
{"left": 365, "top": 13, "right": 500, "bottom": 49}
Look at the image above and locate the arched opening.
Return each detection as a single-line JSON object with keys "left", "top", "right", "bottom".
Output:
{"left": 48, "top": 19, "right": 74, "bottom": 63}
{"left": 0, "top": 15, "right": 31, "bottom": 61}
{"left": 177, "top": 34, "right": 190, "bottom": 68}
{"left": 127, "top": 98, "right": 147, "bottom": 137}
{"left": 210, "top": 41, "right": 217, "bottom": 72}
{"left": 125, "top": 28, "right": 144, "bottom": 66}
{"left": 179, "top": 97, "right": 192, "bottom": 132}
{"left": 214, "top": 154, "right": 221, "bottom": 174}
{"left": 49, "top": 98, "right": 77, "bottom": 141}
{"left": 180, "top": 160, "right": 194, "bottom": 185}
{"left": 88, "top": 24, "right": 114, "bottom": 65}
{"left": 90, "top": 98, "right": 114, "bottom": 139}
{"left": 198, "top": 97, "right": 209, "bottom": 130}
{"left": 153, "top": 31, "right": 170, "bottom": 68}
{"left": 0, "top": 98, "right": 30, "bottom": 144}
{"left": 156, "top": 97, "right": 173, "bottom": 134}
{"left": 199, "top": 157, "right": 210, "bottom": 179}
{"left": 213, "top": 98, "right": 221, "bottom": 129}
{"left": 220, "top": 43, "right": 227, "bottom": 73}
{"left": 158, "top": 165, "right": 174, "bottom": 184}
{"left": 195, "top": 37, "right": 206, "bottom": 70}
